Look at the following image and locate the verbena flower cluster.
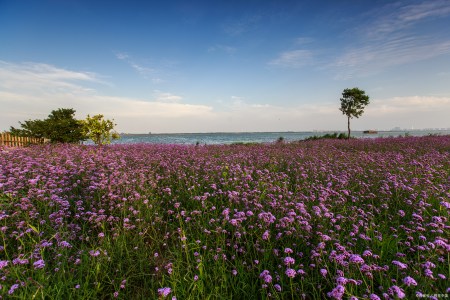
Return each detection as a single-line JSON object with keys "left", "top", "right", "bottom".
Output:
{"left": 0, "top": 136, "right": 449, "bottom": 299}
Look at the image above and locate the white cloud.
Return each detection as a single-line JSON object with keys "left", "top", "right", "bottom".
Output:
{"left": 114, "top": 51, "right": 157, "bottom": 79}
{"left": 331, "top": 37, "right": 450, "bottom": 79}
{"left": 154, "top": 90, "right": 183, "bottom": 103}
{"left": 294, "top": 37, "right": 314, "bottom": 45}
{"left": 399, "top": 0, "right": 450, "bottom": 21}
{"left": 367, "top": 96, "right": 450, "bottom": 114}
{"left": 0, "top": 61, "right": 214, "bottom": 133}
{"left": 330, "top": 1, "right": 450, "bottom": 79}
{"left": 114, "top": 51, "right": 130, "bottom": 60}
{"left": 1, "top": 61, "right": 449, "bottom": 133}
{"left": 208, "top": 45, "right": 237, "bottom": 54}
{"left": 269, "top": 50, "right": 313, "bottom": 68}
{"left": 0, "top": 60, "right": 101, "bottom": 95}
{"left": 222, "top": 14, "right": 261, "bottom": 36}
{"left": 367, "top": 0, "right": 450, "bottom": 38}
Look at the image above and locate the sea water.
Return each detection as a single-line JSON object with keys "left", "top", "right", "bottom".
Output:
{"left": 110, "top": 130, "right": 450, "bottom": 145}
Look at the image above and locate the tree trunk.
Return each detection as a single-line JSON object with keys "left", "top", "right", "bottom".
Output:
{"left": 347, "top": 116, "right": 351, "bottom": 140}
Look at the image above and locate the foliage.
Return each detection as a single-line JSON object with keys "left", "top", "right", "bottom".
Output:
{"left": 10, "top": 108, "right": 86, "bottom": 143}
{"left": 303, "top": 132, "right": 348, "bottom": 141}
{"left": 82, "top": 114, "right": 120, "bottom": 145}
{"left": 339, "top": 88, "right": 370, "bottom": 139}
{"left": 1, "top": 136, "right": 449, "bottom": 299}
{"left": 10, "top": 119, "right": 48, "bottom": 139}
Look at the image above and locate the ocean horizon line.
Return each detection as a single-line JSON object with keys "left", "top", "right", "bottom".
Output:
{"left": 119, "top": 128, "right": 450, "bottom": 135}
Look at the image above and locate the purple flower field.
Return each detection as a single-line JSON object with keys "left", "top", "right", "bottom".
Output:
{"left": 0, "top": 136, "right": 449, "bottom": 299}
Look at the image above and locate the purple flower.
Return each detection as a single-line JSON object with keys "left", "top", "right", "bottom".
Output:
{"left": 260, "top": 270, "right": 270, "bottom": 278}
{"left": 158, "top": 287, "right": 172, "bottom": 298}
{"left": 388, "top": 285, "right": 405, "bottom": 299}
{"left": 283, "top": 256, "right": 295, "bottom": 266}
{"left": 336, "top": 277, "right": 347, "bottom": 285}
{"left": 285, "top": 268, "right": 296, "bottom": 278}
{"left": 369, "top": 294, "right": 381, "bottom": 300}
{"left": 274, "top": 284, "right": 281, "bottom": 292}
{"left": 33, "top": 259, "right": 45, "bottom": 269}
{"left": 297, "top": 269, "right": 306, "bottom": 276}
{"left": 264, "top": 274, "right": 272, "bottom": 283}
{"left": 9, "top": 284, "right": 19, "bottom": 295}
{"left": 327, "top": 285, "right": 345, "bottom": 300}
{"left": 259, "top": 270, "right": 273, "bottom": 283}
{"left": 320, "top": 268, "right": 327, "bottom": 277}
{"left": 424, "top": 268, "right": 434, "bottom": 278}
{"left": 120, "top": 279, "right": 127, "bottom": 289}
{"left": 89, "top": 250, "right": 101, "bottom": 257}
{"left": 348, "top": 254, "right": 364, "bottom": 264}
{"left": 402, "top": 276, "right": 417, "bottom": 286}
{"left": 392, "top": 260, "right": 408, "bottom": 269}
{"left": 0, "top": 260, "right": 8, "bottom": 269}
{"left": 284, "top": 247, "right": 293, "bottom": 254}
{"left": 13, "top": 258, "right": 29, "bottom": 265}
{"left": 59, "top": 241, "right": 72, "bottom": 248}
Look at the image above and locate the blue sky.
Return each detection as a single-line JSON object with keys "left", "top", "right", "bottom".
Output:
{"left": 1, "top": 0, "right": 450, "bottom": 133}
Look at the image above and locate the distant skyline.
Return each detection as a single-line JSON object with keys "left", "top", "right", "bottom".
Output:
{"left": 1, "top": 0, "right": 450, "bottom": 133}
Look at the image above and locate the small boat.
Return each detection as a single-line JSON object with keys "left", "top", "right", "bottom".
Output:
{"left": 363, "top": 130, "right": 378, "bottom": 134}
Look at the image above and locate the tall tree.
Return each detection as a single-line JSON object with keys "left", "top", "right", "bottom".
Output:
{"left": 10, "top": 119, "right": 47, "bottom": 138}
{"left": 339, "top": 88, "right": 370, "bottom": 139}
{"left": 10, "top": 108, "right": 86, "bottom": 143}
{"left": 82, "top": 114, "right": 119, "bottom": 145}
{"left": 45, "top": 108, "right": 86, "bottom": 143}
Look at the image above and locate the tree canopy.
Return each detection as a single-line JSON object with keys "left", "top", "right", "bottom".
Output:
{"left": 10, "top": 108, "right": 120, "bottom": 145}
{"left": 339, "top": 88, "right": 370, "bottom": 139}
{"left": 82, "top": 114, "right": 120, "bottom": 145}
{"left": 10, "top": 108, "right": 86, "bottom": 143}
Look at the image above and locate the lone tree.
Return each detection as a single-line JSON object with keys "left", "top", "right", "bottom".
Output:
{"left": 10, "top": 108, "right": 86, "bottom": 143}
{"left": 82, "top": 114, "right": 119, "bottom": 145}
{"left": 339, "top": 88, "right": 370, "bottom": 139}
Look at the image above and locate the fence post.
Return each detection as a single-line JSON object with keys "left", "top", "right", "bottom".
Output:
{"left": 0, "top": 132, "right": 46, "bottom": 147}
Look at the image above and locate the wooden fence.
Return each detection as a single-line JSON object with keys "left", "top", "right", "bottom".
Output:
{"left": 0, "top": 132, "right": 46, "bottom": 147}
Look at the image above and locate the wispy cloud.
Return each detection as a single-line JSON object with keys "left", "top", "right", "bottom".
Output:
{"left": 367, "top": 0, "right": 450, "bottom": 38}
{"left": 330, "top": 0, "right": 450, "bottom": 79}
{"left": 207, "top": 44, "right": 237, "bottom": 55}
{"left": 294, "top": 37, "right": 314, "bottom": 45}
{"left": 154, "top": 90, "right": 183, "bottom": 103}
{"left": 114, "top": 52, "right": 130, "bottom": 60}
{"left": 222, "top": 14, "right": 261, "bottom": 36}
{"left": 2, "top": 61, "right": 448, "bottom": 133}
{"left": 368, "top": 96, "right": 450, "bottom": 114}
{"left": 0, "top": 61, "right": 212, "bottom": 132}
{"left": 269, "top": 50, "right": 313, "bottom": 68}
{"left": 362, "top": 96, "right": 450, "bottom": 129}
{"left": 331, "top": 36, "right": 450, "bottom": 79}
{"left": 114, "top": 51, "right": 159, "bottom": 80}
{"left": 0, "top": 60, "right": 102, "bottom": 93}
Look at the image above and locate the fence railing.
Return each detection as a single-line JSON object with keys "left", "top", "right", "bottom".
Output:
{"left": 0, "top": 132, "right": 46, "bottom": 147}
